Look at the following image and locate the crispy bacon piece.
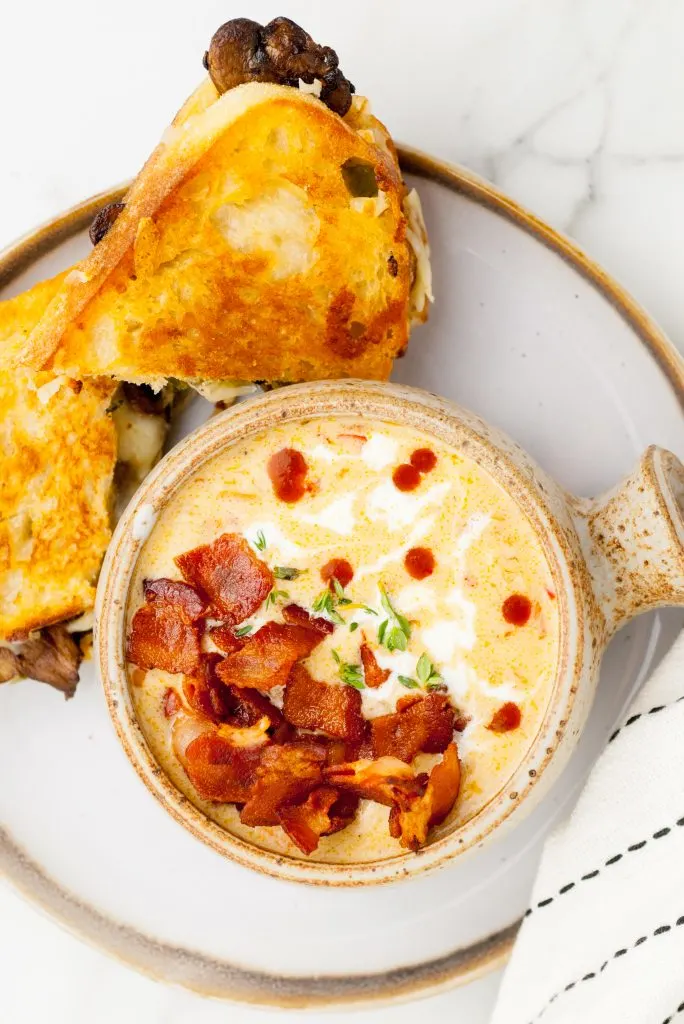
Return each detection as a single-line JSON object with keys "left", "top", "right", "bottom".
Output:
{"left": 172, "top": 712, "right": 267, "bottom": 803}
{"left": 389, "top": 744, "right": 461, "bottom": 850}
{"left": 324, "top": 756, "right": 425, "bottom": 808}
{"left": 143, "top": 578, "right": 207, "bottom": 621}
{"left": 240, "top": 742, "right": 325, "bottom": 826}
{"left": 183, "top": 652, "right": 283, "bottom": 728}
{"left": 487, "top": 701, "right": 522, "bottom": 732}
{"left": 175, "top": 533, "right": 273, "bottom": 625}
{"left": 226, "top": 684, "right": 284, "bottom": 729}
{"left": 278, "top": 786, "right": 357, "bottom": 854}
{"left": 283, "top": 663, "right": 365, "bottom": 741}
{"left": 216, "top": 621, "right": 323, "bottom": 690}
{"left": 282, "top": 603, "right": 334, "bottom": 635}
{"left": 371, "top": 693, "right": 455, "bottom": 762}
{"left": 162, "top": 687, "right": 182, "bottom": 718}
{"left": 127, "top": 602, "right": 201, "bottom": 675}
{"left": 326, "top": 790, "right": 361, "bottom": 831}
{"left": 208, "top": 626, "right": 246, "bottom": 655}
{"left": 183, "top": 653, "right": 233, "bottom": 721}
{"left": 360, "top": 643, "right": 390, "bottom": 688}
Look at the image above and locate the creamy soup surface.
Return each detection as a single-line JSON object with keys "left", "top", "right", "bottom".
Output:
{"left": 128, "top": 416, "right": 559, "bottom": 863}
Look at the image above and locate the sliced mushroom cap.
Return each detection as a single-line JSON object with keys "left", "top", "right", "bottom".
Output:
{"left": 204, "top": 17, "right": 354, "bottom": 115}
{"left": 89, "top": 201, "right": 125, "bottom": 245}
{"left": 15, "top": 625, "right": 82, "bottom": 698}
{"left": 204, "top": 18, "right": 275, "bottom": 93}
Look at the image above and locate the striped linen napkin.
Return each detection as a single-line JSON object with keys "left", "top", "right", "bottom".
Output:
{"left": 491, "top": 631, "right": 684, "bottom": 1024}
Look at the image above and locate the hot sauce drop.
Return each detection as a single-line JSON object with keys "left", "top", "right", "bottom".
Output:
{"left": 267, "top": 448, "right": 308, "bottom": 503}
{"left": 404, "top": 546, "right": 435, "bottom": 579}
{"left": 502, "top": 593, "right": 532, "bottom": 626}
{"left": 410, "top": 448, "right": 437, "bottom": 473}
{"left": 321, "top": 558, "right": 354, "bottom": 590}
{"left": 487, "top": 702, "right": 522, "bottom": 732}
{"left": 392, "top": 463, "right": 421, "bottom": 492}
{"left": 392, "top": 447, "right": 437, "bottom": 492}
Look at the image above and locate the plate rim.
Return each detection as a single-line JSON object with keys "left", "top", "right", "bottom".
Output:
{"left": 0, "top": 146, "right": 682, "bottom": 1010}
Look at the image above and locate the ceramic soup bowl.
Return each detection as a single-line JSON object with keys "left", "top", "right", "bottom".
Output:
{"left": 96, "top": 380, "right": 684, "bottom": 885}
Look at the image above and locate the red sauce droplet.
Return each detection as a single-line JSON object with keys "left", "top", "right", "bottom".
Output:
{"left": 392, "top": 463, "right": 421, "bottom": 491}
{"left": 502, "top": 593, "right": 532, "bottom": 626}
{"left": 410, "top": 448, "right": 437, "bottom": 473}
{"left": 267, "top": 448, "right": 309, "bottom": 503}
{"left": 321, "top": 558, "right": 354, "bottom": 590}
{"left": 487, "top": 702, "right": 522, "bottom": 733}
{"left": 404, "top": 546, "right": 435, "bottom": 579}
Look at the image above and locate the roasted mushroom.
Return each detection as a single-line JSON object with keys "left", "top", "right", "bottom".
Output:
{"left": 204, "top": 16, "right": 354, "bottom": 116}
{"left": 13, "top": 626, "right": 83, "bottom": 698}
{"left": 89, "top": 201, "right": 125, "bottom": 245}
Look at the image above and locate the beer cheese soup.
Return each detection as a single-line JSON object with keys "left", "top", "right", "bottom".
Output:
{"left": 126, "top": 417, "right": 559, "bottom": 862}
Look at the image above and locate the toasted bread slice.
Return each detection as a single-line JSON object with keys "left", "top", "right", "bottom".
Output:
{"left": 8, "top": 82, "right": 426, "bottom": 388}
{"left": 0, "top": 276, "right": 118, "bottom": 641}
{"left": 0, "top": 275, "right": 172, "bottom": 649}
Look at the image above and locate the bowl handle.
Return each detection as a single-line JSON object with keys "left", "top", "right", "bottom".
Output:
{"left": 573, "top": 446, "right": 684, "bottom": 636}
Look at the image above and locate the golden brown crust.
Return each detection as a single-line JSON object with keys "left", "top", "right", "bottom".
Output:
{"left": 0, "top": 277, "right": 117, "bottom": 640}
{"left": 9, "top": 83, "right": 413, "bottom": 385}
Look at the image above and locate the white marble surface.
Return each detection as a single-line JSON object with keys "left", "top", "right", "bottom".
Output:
{"left": 1, "top": 0, "right": 683, "bottom": 1020}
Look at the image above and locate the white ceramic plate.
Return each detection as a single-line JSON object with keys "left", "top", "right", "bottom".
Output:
{"left": 1, "top": 151, "right": 683, "bottom": 1011}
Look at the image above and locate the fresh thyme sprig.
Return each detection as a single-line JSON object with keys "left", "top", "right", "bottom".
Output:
{"left": 332, "top": 649, "right": 365, "bottom": 689}
{"left": 273, "top": 566, "right": 306, "bottom": 581}
{"left": 253, "top": 530, "right": 267, "bottom": 552}
{"left": 331, "top": 577, "right": 353, "bottom": 606}
{"left": 398, "top": 653, "right": 443, "bottom": 690}
{"left": 398, "top": 675, "right": 420, "bottom": 689}
{"left": 416, "top": 652, "right": 443, "bottom": 687}
{"left": 377, "top": 584, "right": 411, "bottom": 652}
{"left": 312, "top": 588, "right": 345, "bottom": 625}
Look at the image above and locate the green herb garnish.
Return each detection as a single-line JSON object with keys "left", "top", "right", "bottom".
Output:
{"left": 349, "top": 621, "right": 359, "bottom": 633}
{"left": 234, "top": 624, "right": 253, "bottom": 637}
{"left": 312, "top": 589, "right": 345, "bottom": 625}
{"left": 332, "top": 650, "right": 365, "bottom": 689}
{"left": 266, "top": 588, "right": 289, "bottom": 608}
{"left": 332, "top": 577, "right": 352, "bottom": 606}
{"left": 273, "top": 566, "right": 306, "bottom": 581}
{"left": 253, "top": 530, "right": 267, "bottom": 552}
{"left": 398, "top": 675, "right": 420, "bottom": 689}
{"left": 416, "top": 652, "right": 443, "bottom": 687}
{"left": 377, "top": 584, "right": 411, "bottom": 652}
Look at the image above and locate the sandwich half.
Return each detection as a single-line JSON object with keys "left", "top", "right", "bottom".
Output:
{"left": 0, "top": 279, "right": 174, "bottom": 693}
{"left": 6, "top": 73, "right": 430, "bottom": 387}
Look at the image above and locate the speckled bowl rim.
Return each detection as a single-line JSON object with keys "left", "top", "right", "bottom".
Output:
{"left": 98, "top": 379, "right": 578, "bottom": 887}
{"left": 0, "top": 148, "right": 682, "bottom": 1009}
